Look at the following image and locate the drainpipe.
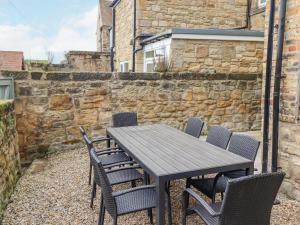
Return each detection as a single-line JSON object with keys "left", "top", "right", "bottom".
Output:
{"left": 110, "top": 7, "right": 116, "bottom": 72}
{"left": 272, "top": 0, "right": 287, "bottom": 173}
{"left": 262, "top": 0, "right": 276, "bottom": 173}
{"left": 132, "top": 0, "right": 137, "bottom": 72}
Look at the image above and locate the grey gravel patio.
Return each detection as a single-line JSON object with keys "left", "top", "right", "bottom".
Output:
{"left": 2, "top": 147, "right": 300, "bottom": 225}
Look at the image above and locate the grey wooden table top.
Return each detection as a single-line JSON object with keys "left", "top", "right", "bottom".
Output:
{"left": 107, "top": 124, "right": 253, "bottom": 180}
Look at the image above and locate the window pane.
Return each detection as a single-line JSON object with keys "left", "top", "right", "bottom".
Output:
{"left": 146, "top": 62, "right": 155, "bottom": 72}
{"left": 145, "top": 51, "right": 154, "bottom": 59}
{"left": 155, "top": 48, "right": 165, "bottom": 57}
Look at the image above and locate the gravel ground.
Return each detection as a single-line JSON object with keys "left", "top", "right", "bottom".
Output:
{"left": 2, "top": 148, "right": 300, "bottom": 225}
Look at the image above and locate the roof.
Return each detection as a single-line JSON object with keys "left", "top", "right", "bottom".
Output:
{"left": 141, "top": 28, "right": 265, "bottom": 45}
{"left": 0, "top": 51, "right": 24, "bottom": 71}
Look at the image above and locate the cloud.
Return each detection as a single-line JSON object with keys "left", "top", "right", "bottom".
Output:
{"left": 0, "top": 5, "right": 98, "bottom": 62}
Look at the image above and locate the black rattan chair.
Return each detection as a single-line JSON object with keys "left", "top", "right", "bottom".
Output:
{"left": 206, "top": 126, "right": 232, "bottom": 149}
{"left": 90, "top": 148, "right": 171, "bottom": 225}
{"left": 112, "top": 112, "right": 138, "bottom": 128}
{"left": 188, "top": 134, "right": 260, "bottom": 202}
{"left": 89, "top": 148, "right": 145, "bottom": 216}
{"left": 83, "top": 134, "right": 130, "bottom": 186}
{"left": 182, "top": 172, "right": 285, "bottom": 225}
{"left": 80, "top": 127, "right": 116, "bottom": 185}
{"left": 185, "top": 117, "right": 204, "bottom": 138}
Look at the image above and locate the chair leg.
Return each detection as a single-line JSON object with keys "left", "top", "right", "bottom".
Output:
{"left": 98, "top": 195, "right": 103, "bottom": 225}
{"left": 100, "top": 206, "right": 106, "bottom": 225}
{"left": 131, "top": 180, "right": 136, "bottom": 188}
{"left": 89, "top": 161, "right": 92, "bottom": 185}
{"left": 90, "top": 181, "right": 96, "bottom": 208}
{"left": 113, "top": 218, "right": 117, "bottom": 225}
{"left": 221, "top": 192, "right": 224, "bottom": 200}
{"left": 148, "top": 209, "right": 153, "bottom": 224}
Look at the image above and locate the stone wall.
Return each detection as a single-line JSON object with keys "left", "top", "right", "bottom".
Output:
{"left": 0, "top": 71, "right": 262, "bottom": 163}
{"left": 115, "top": 0, "right": 134, "bottom": 71}
{"left": 26, "top": 51, "right": 111, "bottom": 73}
{"left": 66, "top": 51, "right": 111, "bottom": 72}
{"left": 262, "top": 0, "right": 300, "bottom": 201}
{"left": 137, "top": 0, "right": 249, "bottom": 35}
{"left": 250, "top": 0, "right": 266, "bottom": 31}
{"left": 0, "top": 100, "right": 20, "bottom": 221}
{"left": 169, "top": 39, "right": 264, "bottom": 73}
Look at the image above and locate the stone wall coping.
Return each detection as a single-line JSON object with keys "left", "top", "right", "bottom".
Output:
{"left": 0, "top": 71, "right": 262, "bottom": 81}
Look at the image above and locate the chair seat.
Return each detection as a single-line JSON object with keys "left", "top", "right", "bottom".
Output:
{"left": 108, "top": 168, "right": 143, "bottom": 185}
{"left": 99, "top": 152, "right": 130, "bottom": 166}
{"left": 189, "top": 176, "right": 229, "bottom": 198}
{"left": 192, "top": 202, "right": 221, "bottom": 225}
{"left": 115, "top": 188, "right": 156, "bottom": 215}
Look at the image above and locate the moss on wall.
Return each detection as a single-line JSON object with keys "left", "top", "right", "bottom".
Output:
{"left": 0, "top": 100, "right": 20, "bottom": 222}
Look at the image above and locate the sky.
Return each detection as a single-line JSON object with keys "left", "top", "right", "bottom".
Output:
{"left": 0, "top": 0, "right": 98, "bottom": 63}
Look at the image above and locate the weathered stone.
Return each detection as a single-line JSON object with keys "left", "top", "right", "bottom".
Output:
{"left": 49, "top": 95, "right": 73, "bottom": 110}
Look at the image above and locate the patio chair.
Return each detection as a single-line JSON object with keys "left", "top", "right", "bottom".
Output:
{"left": 90, "top": 148, "right": 172, "bottom": 225}
{"left": 187, "top": 134, "right": 260, "bottom": 202}
{"left": 112, "top": 112, "right": 138, "bottom": 128}
{"left": 82, "top": 134, "right": 129, "bottom": 186}
{"left": 185, "top": 117, "right": 204, "bottom": 138}
{"left": 206, "top": 125, "right": 232, "bottom": 149}
{"left": 182, "top": 172, "right": 285, "bottom": 225}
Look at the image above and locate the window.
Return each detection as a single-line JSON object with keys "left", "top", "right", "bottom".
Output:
{"left": 258, "top": 0, "right": 266, "bottom": 8}
{"left": 120, "top": 61, "right": 129, "bottom": 72}
{"left": 0, "top": 78, "right": 14, "bottom": 100}
{"left": 144, "top": 48, "right": 168, "bottom": 72}
{"left": 144, "top": 38, "right": 171, "bottom": 72}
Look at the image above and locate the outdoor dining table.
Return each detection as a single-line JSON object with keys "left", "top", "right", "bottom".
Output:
{"left": 106, "top": 124, "right": 254, "bottom": 225}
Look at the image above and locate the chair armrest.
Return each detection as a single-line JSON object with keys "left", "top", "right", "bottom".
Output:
{"left": 184, "top": 188, "right": 221, "bottom": 217}
{"left": 113, "top": 185, "right": 156, "bottom": 197}
{"left": 103, "top": 161, "right": 137, "bottom": 169}
{"left": 96, "top": 148, "right": 123, "bottom": 156}
{"left": 92, "top": 137, "right": 112, "bottom": 143}
{"left": 105, "top": 165, "right": 142, "bottom": 174}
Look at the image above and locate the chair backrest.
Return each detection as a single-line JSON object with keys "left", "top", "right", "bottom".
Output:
{"left": 206, "top": 126, "right": 232, "bottom": 149}
{"left": 112, "top": 112, "right": 138, "bottom": 127}
{"left": 219, "top": 172, "right": 285, "bottom": 225}
{"left": 185, "top": 117, "right": 204, "bottom": 138}
{"left": 90, "top": 148, "right": 117, "bottom": 217}
{"left": 83, "top": 134, "right": 93, "bottom": 152}
{"left": 228, "top": 134, "right": 260, "bottom": 161}
{"left": 79, "top": 126, "right": 86, "bottom": 137}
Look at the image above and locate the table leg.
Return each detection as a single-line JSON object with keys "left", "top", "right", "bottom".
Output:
{"left": 156, "top": 177, "right": 165, "bottom": 225}
{"left": 246, "top": 164, "right": 254, "bottom": 175}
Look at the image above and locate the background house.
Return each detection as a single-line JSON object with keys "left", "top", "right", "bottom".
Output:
{"left": 103, "top": 0, "right": 266, "bottom": 73}
{"left": 0, "top": 51, "right": 24, "bottom": 71}
{"left": 263, "top": 0, "right": 300, "bottom": 201}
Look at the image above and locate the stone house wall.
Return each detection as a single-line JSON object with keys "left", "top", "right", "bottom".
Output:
{"left": 262, "top": 0, "right": 300, "bottom": 201}
{"left": 250, "top": 0, "right": 266, "bottom": 31}
{"left": 114, "top": 0, "right": 134, "bottom": 71}
{"left": 0, "top": 100, "right": 20, "bottom": 221}
{"left": 136, "top": 0, "right": 249, "bottom": 35}
{"left": 0, "top": 70, "right": 262, "bottom": 163}
{"left": 113, "top": 0, "right": 266, "bottom": 72}
{"left": 169, "top": 39, "right": 264, "bottom": 73}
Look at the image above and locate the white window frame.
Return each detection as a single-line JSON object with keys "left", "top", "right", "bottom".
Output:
{"left": 120, "top": 61, "right": 129, "bottom": 72}
{"left": 143, "top": 38, "right": 171, "bottom": 73}
{"left": 258, "top": 0, "right": 266, "bottom": 8}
